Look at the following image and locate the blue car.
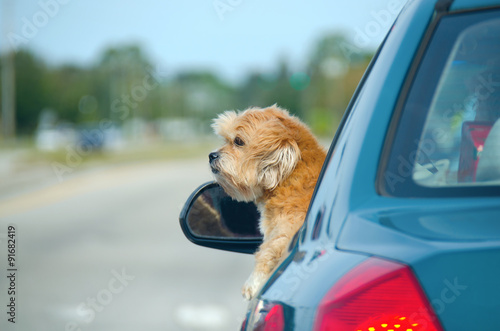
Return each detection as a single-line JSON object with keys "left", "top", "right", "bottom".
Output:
{"left": 180, "top": 0, "right": 500, "bottom": 330}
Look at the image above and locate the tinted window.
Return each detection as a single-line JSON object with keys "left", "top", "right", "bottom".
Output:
{"left": 382, "top": 8, "right": 500, "bottom": 197}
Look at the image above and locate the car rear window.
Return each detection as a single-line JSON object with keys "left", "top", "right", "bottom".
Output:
{"left": 381, "top": 8, "right": 500, "bottom": 197}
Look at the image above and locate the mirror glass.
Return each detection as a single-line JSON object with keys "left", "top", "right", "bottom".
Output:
{"left": 186, "top": 184, "right": 262, "bottom": 239}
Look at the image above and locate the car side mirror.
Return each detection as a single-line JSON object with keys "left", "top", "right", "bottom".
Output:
{"left": 179, "top": 181, "right": 263, "bottom": 254}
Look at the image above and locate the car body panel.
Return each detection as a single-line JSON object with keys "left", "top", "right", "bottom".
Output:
{"left": 252, "top": 247, "right": 368, "bottom": 330}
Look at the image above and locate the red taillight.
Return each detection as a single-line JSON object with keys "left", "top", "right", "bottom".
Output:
{"left": 263, "top": 305, "right": 285, "bottom": 331}
{"left": 314, "top": 257, "right": 444, "bottom": 331}
{"left": 241, "top": 316, "right": 248, "bottom": 331}
{"left": 253, "top": 303, "right": 285, "bottom": 331}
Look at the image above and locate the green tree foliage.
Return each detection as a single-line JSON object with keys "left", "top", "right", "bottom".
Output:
{"left": 10, "top": 50, "right": 50, "bottom": 134}
{"left": 170, "top": 71, "right": 237, "bottom": 121}
{"left": 305, "top": 33, "right": 372, "bottom": 135}
{"left": 238, "top": 59, "right": 303, "bottom": 118}
{"left": 98, "top": 45, "right": 156, "bottom": 121}
{"left": 46, "top": 65, "right": 94, "bottom": 123}
{"left": 1, "top": 33, "right": 374, "bottom": 138}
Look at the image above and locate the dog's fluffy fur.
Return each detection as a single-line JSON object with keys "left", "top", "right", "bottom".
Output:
{"left": 209, "top": 105, "right": 326, "bottom": 300}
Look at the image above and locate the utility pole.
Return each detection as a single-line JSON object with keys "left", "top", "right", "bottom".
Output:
{"left": 1, "top": 0, "right": 16, "bottom": 141}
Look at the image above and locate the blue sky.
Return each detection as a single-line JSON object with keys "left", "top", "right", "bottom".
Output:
{"left": 1, "top": 0, "right": 406, "bottom": 82}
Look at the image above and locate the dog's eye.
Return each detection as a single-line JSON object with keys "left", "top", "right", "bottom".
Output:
{"left": 234, "top": 137, "right": 245, "bottom": 147}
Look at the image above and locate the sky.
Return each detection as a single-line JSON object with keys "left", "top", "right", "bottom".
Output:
{"left": 1, "top": 0, "right": 407, "bottom": 83}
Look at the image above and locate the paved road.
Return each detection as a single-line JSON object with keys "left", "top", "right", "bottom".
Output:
{"left": 0, "top": 158, "right": 254, "bottom": 331}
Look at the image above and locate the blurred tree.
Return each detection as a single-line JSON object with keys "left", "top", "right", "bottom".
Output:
{"left": 238, "top": 59, "right": 304, "bottom": 119}
{"left": 45, "top": 65, "right": 95, "bottom": 124}
{"left": 238, "top": 72, "right": 274, "bottom": 109}
{"left": 97, "top": 45, "right": 157, "bottom": 121}
{"left": 305, "top": 33, "right": 372, "bottom": 135}
{"left": 170, "top": 71, "right": 237, "bottom": 121}
{"left": 1, "top": 34, "right": 375, "bottom": 139}
{"left": 265, "top": 59, "right": 304, "bottom": 118}
{"left": 12, "top": 50, "right": 50, "bottom": 134}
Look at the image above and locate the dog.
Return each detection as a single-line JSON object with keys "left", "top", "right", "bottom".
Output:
{"left": 209, "top": 105, "right": 327, "bottom": 300}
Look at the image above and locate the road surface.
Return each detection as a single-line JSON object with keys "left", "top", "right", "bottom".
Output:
{"left": 0, "top": 157, "right": 254, "bottom": 331}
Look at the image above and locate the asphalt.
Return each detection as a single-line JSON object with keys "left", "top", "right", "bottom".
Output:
{"left": 0, "top": 156, "right": 254, "bottom": 331}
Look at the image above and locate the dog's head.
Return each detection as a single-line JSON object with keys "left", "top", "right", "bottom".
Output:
{"left": 209, "top": 105, "right": 301, "bottom": 202}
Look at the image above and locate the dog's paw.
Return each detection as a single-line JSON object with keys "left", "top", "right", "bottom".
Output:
{"left": 242, "top": 272, "right": 267, "bottom": 300}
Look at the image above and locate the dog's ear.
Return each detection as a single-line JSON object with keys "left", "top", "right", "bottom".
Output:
{"left": 258, "top": 138, "right": 300, "bottom": 190}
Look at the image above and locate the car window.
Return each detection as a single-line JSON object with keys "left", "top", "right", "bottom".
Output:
{"left": 414, "top": 17, "right": 500, "bottom": 187}
{"left": 382, "top": 8, "right": 500, "bottom": 197}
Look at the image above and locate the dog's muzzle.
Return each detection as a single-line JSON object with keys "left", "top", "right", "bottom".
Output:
{"left": 209, "top": 152, "right": 220, "bottom": 174}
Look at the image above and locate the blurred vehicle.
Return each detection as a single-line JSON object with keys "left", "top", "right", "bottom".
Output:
{"left": 76, "top": 122, "right": 125, "bottom": 152}
{"left": 77, "top": 124, "right": 107, "bottom": 151}
{"left": 180, "top": 0, "right": 500, "bottom": 330}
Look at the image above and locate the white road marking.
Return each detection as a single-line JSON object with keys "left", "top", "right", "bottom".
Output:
{"left": 174, "top": 304, "right": 230, "bottom": 330}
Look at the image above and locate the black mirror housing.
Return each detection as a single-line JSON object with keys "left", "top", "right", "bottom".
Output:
{"left": 179, "top": 182, "right": 263, "bottom": 254}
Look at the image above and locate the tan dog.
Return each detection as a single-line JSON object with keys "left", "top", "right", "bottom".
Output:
{"left": 209, "top": 105, "right": 326, "bottom": 300}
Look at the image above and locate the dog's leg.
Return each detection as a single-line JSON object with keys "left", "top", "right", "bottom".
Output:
{"left": 242, "top": 235, "right": 290, "bottom": 300}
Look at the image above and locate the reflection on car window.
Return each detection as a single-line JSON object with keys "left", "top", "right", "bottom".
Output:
{"left": 413, "top": 17, "right": 500, "bottom": 187}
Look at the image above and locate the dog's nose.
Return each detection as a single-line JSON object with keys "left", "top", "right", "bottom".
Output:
{"left": 209, "top": 152, "right": 220, "bottom": 163}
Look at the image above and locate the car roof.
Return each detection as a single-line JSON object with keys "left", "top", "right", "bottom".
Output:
{"left": 451, "top": 0, "right": 500, "bottom": 11}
